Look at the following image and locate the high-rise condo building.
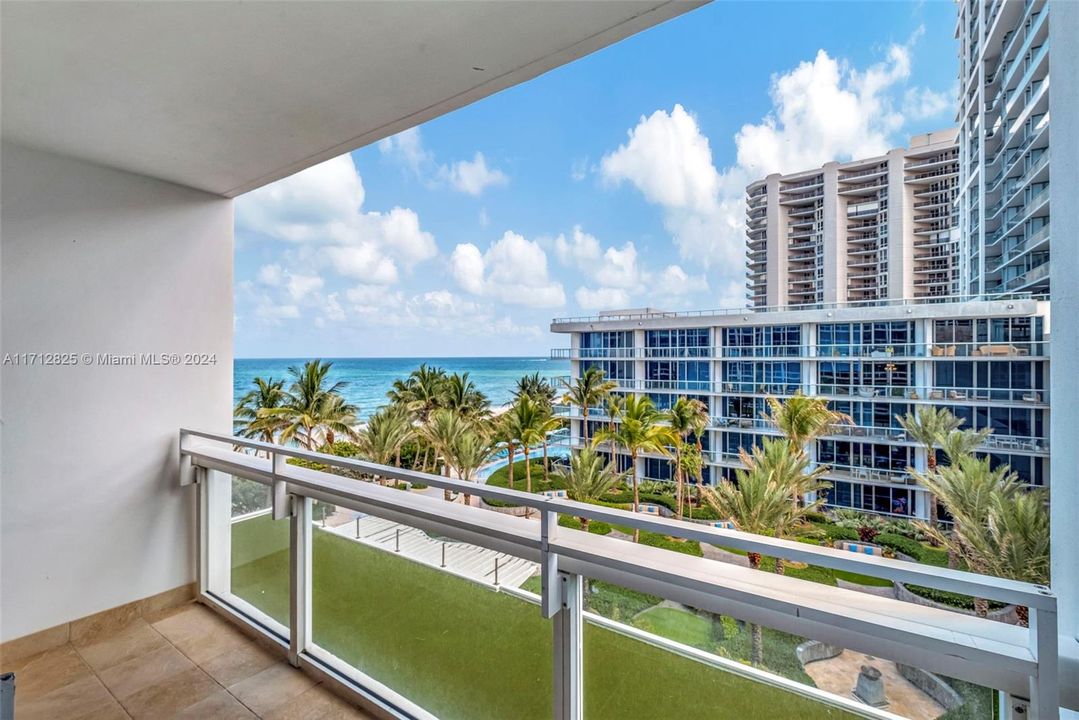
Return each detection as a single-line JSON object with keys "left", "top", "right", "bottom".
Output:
{"left": 746, "top": 130, "right": 959, "bottom": 308}
{"left": 957, "top": 0, "right": 1050, "bottom": 296}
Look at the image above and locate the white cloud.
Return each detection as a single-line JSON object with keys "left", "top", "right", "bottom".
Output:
{"left": 378, "top": 127, "right": 431, "bottom": 175}
{"left": 575, "top": 286, "right": 631, "bottom": 310}
{"left": 903, "top": 86, "right": 952, "bottom": 120}
{"left": 286, "top": 273, "right": 324, "bottom": 302}
{"left": 450, "top": 231, "right": 565, "bottom": 308}
{"left": 236, "top": 155, "right": 436, "bottom": 288}
{"left": 441, "top": 152, "right": 509, "bottom": 196}
{"left": 333, "top": 284, "right": 543, "bottom": 340}
{"left": 602, "top": 105, "right": 720, "bottom": 214}
{"left": 554, "top": 225, "right": 601, "bottom": 267}
{"left": 449, "top": 243, "right": 486, "bottom": 295}
{"left": 237, "top": 155, "right": 365, "bottom": 243}
{"left": 257, "top": 264, "right": 283, "bottom": 286}
{"left": 598, "top": 35, "right": 948, "bottom": 307}
{"left": 324, "top": 245, "right": 399, "bottom": 285}
{"left": 594, "top": 243, "right": 640, "bottom": 289}
{"left": 255, "top": 302, "right": 300, "bottom": 322}
{"left": 379, "top": 127, "right": 509, "bottom": 196}
{"left": 653, "top": 265, "right": 708, "bottom": 297}
{"left": 321, "top": 293, "right": 346, "bottom": 323}
{"left": 571, "top": 157, "right": 590, "bottom": 182}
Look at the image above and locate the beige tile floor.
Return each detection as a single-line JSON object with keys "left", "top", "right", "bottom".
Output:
{"left": 3, "top": 603, "right": 374, "bottom": 719}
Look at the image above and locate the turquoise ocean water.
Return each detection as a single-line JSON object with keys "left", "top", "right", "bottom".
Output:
{"left": 234, "top": 357, "right": 570, "bottom": 420}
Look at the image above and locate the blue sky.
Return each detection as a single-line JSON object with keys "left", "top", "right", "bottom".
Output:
{"left": 235, "top": 0, "right": 958, "bottom": 358}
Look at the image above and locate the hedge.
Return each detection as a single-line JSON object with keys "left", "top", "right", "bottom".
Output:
{"left": 558, "top": 514, "right": 613, "bottom": 535}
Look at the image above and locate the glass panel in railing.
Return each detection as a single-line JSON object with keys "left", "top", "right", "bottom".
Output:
{"left": 576, "top": 572, "right": 866, "bottom": 719}
{"left": 228, "top": 475, "right": 290, "bottom": 630}
{"left": 308, "top": 509, "right": 551, "bottom": 719}
{"left": 577, "top": 560, "right": 997, "bottom": 720}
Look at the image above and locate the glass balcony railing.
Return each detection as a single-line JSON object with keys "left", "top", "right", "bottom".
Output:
{"left": 181, "top": 429, "right": 1059, "bottom": 720}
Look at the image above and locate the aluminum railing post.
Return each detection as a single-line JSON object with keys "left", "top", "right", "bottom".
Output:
{"left": 289, "top": 495, "right": 312, "bottom": 667}
{"left": 272, "top": 452, "right": 290, "bottom": 521}
{"left": 552, "top": 571, "right": 583, "bottom": 720}
{"left": 541, "top": 510, "right": 560, "bottom": 619}
{"left": 1029, "top": 602, "right": 1059, "bottom": 719}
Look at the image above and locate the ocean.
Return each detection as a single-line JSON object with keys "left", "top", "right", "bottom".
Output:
{"left": 234, "top": 357, "right": 570, "bottom": 419}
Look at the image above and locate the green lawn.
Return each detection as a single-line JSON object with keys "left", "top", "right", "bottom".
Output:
{"left": 630, "top": 607, "right": 714, "bottom": 649}
{"left": 231, "top": 514, "right": 857, "bottom": 720}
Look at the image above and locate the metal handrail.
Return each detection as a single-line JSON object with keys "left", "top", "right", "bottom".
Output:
{"left": 180, "top": 428, "right": 1052, "bottom": 608}
{"left": 182, "top": 429, "right": 1059, "bottom": 716}
{"left": 551, "top": 293, "right": 1041, "bottom": 325}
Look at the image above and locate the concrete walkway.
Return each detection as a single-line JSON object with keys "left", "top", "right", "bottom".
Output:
{"left": 326, "top": 515, "right": 538, "bottom": 589}
{"left": 802, "top": 651, "right": 946, "bottom": 719}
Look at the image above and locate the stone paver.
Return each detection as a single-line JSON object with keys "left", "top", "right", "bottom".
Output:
{"left": 802, "top": 650, "right": 946, "bottom": 719}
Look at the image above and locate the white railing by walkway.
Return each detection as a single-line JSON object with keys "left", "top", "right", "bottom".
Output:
{"left": 180, "top": 429, "right": 1059, "bottom": 720}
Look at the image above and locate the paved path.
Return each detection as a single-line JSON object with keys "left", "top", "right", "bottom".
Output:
{"left": 802, "top": 651, "right": 946, "bottom": 719}
{"left": 326, "top": 515, "right": 538, "bottom": 588}
{"left": 700, "top": 543, "right": 750, "bottom": 567}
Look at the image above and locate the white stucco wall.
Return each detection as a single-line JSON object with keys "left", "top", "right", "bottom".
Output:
{"left": 1050, "top": 0, "right": 1079, "bottom": 713}
{"left": 0, "top": 142, "right": 233, "bottom": 641}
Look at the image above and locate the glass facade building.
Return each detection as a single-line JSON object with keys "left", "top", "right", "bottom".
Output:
{"left": 553, "top": 298, "right": 1050, "bottom": 520}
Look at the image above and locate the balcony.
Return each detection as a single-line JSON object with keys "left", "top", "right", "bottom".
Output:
{"left": 176, "top": 430, "right": 1059, "bottom": 719}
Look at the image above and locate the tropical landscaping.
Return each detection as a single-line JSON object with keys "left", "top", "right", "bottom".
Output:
{"left": 232, "top": 359, "right": 1049, "bottom": 717}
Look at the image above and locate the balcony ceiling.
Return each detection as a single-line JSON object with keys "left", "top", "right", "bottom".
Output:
{"left": 1, "top": 1, "right": 700, "bottom": 197}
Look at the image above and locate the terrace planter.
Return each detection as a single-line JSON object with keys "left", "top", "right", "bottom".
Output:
{"left": 894, "top": 581, "right": 1019, "bottom": 624}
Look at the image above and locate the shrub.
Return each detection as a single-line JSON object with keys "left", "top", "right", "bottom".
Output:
{"left": 875, "top": 533, "right": 924, "bottom": 560}
{"left": 638, "top": 531, "right": 703, "bottom": 557}
{"left": 804, "top": 511, "right": 830, "bottom": 524}
{"left": 819, "top": 524, "right": 859, "bottom": 542}
{"left": 904, "top": 584, "right": 1005, "bottom": 612}
{"left": 557, "top": 514, "right": 612, "bottom": 535}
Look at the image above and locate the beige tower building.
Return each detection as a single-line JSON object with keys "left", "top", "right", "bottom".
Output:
{"left": 746, "top": 130, "right": 959, "bottom": 308}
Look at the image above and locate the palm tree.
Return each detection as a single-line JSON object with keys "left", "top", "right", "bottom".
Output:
{"left": 421, "top": 408, "right": 468, "bottom": 501}
{"left": 912, "top": 455, "right": 1021, "bottom": 614}
{"left": 680, "top": 444, "right": 706, "bottom": 519}
{"left": 974, "top": 489, "right": 1050, "bottom": 626}
{"left": 665, "top": 397, "right": 709, "bottom": 519}
{"left": 556, "top": 446, "right": 622, "bottom": 531}
{"left": 444, "top": 372, "right": 491, "bottom": 419}
{"left": 234, "top": 377, "right": 288, "bottom": 450}
{"left": 452, "top": 429, "right": 497, "bottom": 506}
{"left": 388, "top": 364, "right": 449, "bottom": 471}
{"left": 561, "top": 367, "right": 617, "bottom": 444}
{"left": 535, "top": 406, "right": 564, "bottom": 483}
{"left": 499, "top": 402, "right": 529, "bottom": 490}
{"left": 262, "top": 360, "right": 359, "bottom": 449}
{"left": 514, "top": 372, "right": 557, "bottom": 408}
{"left": 938, "top": 427, "right": 993, "bottom": 465}
{"left": 513, "top": 395, "right": 547, "bottom": 495}
{"left": 357, "top": 406, "right": 415, "bottom": 481}
{"left": 766, "top": 394, "right": 851, "bottom": 451}
{"left": 703, "top": 438, "right": 825, "bottom": 666}
{"left": 605, "top": 394, "right": 625, "bottom": 434}
{"left": 897, "top": 407, "right": 964, "bottom": 531}
{"left": 766, "top": 395, "right": 849, "bottom": 510}
{"left": 593, "top": 395, "right": 677, "bottom": 542}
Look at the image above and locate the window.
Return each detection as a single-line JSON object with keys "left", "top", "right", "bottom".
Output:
{"left": 818, "top": 321, "right": 913, "bottom": 356}
{"left": 722, "top": 325, "right": 801, "bottom": 357}
{"left": 645, "top": 328, "right": 710, "bottom": 357}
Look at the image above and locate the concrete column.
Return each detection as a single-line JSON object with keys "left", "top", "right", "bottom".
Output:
{"left": 821, "top": 163, "right": 841, "bottom": 303}
{"left": 633, "top": 329, "right": 646, "bottom": 395}
{"left": 1050, "top": 1, "right": 1079, "bottom": 713}
{"left": 765, "top": 175, "right": 785, "bottom": 307}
